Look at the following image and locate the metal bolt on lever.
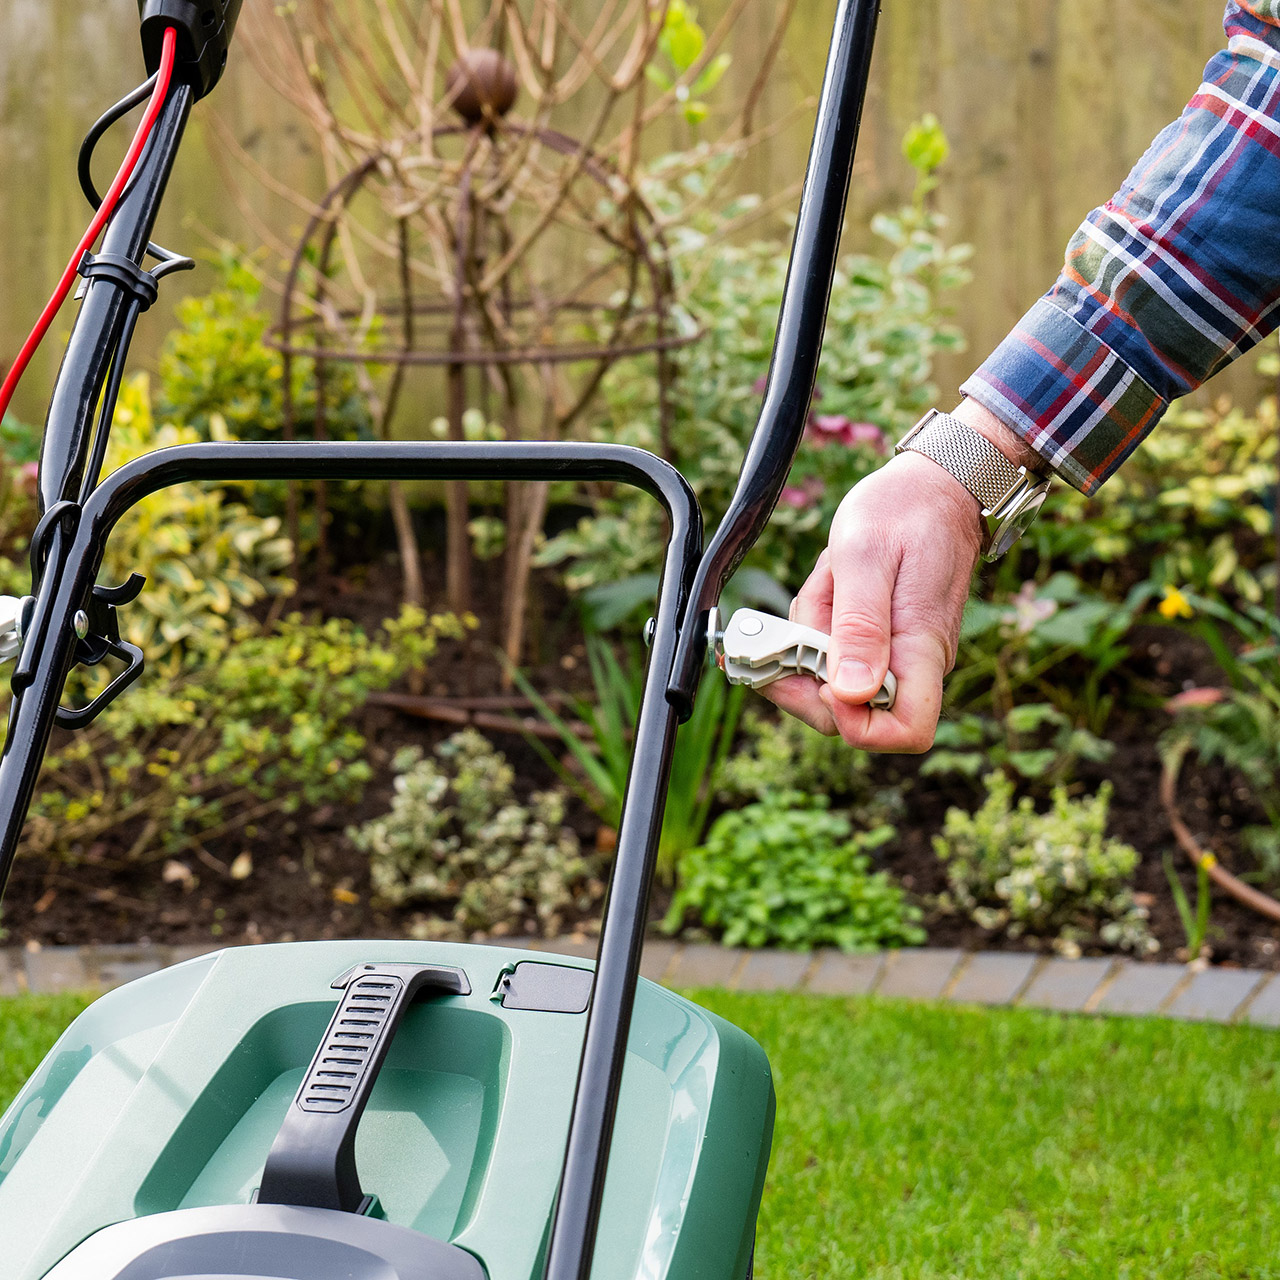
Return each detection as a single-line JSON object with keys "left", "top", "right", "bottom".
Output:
{"left": 717, "top": 607, "right": 897, "bottom": 711}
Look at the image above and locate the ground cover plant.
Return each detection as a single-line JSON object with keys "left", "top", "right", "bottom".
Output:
{"left": 4, "top": 991, "right": 1279, "bottom": 1279}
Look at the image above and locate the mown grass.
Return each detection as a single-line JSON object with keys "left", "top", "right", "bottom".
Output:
{"left": 2, "top": 990, "right": 1278, "bottom": 1278}
{"left": 696, "top": 991, "right": 1280, "bottom": 1280}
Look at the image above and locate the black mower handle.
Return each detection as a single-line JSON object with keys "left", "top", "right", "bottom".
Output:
{"left": 667, "top": 0, "right": 882, "bottom": 714}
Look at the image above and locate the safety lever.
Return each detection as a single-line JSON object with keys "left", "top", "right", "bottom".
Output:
{"left": 715, "top": 607, "right": 897, "bottom": 711}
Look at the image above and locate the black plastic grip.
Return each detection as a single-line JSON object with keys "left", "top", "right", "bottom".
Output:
{"left": 139, "top": 0, "right": 243, "bottom": 101}
{"left": 256, "top": 961, "right": 471, "bottom": 1215}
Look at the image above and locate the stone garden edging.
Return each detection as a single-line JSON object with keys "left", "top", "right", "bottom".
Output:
{"left": 4, "top": 940, "right": 1279, "bottom": 1026}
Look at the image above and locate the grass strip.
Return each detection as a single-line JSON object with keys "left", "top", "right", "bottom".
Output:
{"left": 696, "top": 990, "right": 1280, "bottom": 1279}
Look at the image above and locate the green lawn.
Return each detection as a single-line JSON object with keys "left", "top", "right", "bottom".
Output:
{"left": 2, "top": 990, "right": 1278, "bottom": 1278}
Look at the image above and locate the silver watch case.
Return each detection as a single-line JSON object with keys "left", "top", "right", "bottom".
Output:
{"left": 896, "top": 410, "right": 1051, "bottom": 561}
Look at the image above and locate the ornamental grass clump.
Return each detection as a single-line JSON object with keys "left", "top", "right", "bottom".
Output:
{"left": 934, "top": 771, "right": 1155, "bottom": 956}
{"left": 664, "top": 793, "right": 923, "bottom": 952}
{"left": 352, "top": 729, "right": 603, "bottom": 941}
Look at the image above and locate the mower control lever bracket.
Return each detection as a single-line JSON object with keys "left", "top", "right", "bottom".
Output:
{"left": 257, "top": 961, "right": 471, "bottom": 1216}
{"left": 54, "top": 575, "right": 148, "bottom": 731}
{"left": 716, "top": 607, "right": 897, "bottom": 710}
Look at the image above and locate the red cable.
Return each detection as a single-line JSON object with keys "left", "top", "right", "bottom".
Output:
{"left": 0, "top": 26, "right": 178, "bottom": 425}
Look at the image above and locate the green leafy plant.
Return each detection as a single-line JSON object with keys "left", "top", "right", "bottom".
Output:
{"left": 351, "top": 729, "right": 603, "bottom": 940}
{"left": 513, "top": 631, "right": 744, "bottom": 878}
{"left": 718, "top": 707, "right": 904, "bottom": 826}
{"left": 1163, "top": 852, "right": 1212, "bottom": 960}
{"left": 95, "top": 375, "right": 293, "bottom": 674}
{"left": 1157, "top": 592, "right": 1280, "bottom": 878}
{"left": 934, "top": 772, "right": 1155, "bottom": 956}
{"left": 27, "top": 608, "right": 464, "bottom": 866}
{"left": 1021, "top": 388, "right": 1277, "bottom": 607}
{"left": 923, "top": 704, "right": 1114, "bottom": 786}
{"left": 664, "top": 792, "right": 921, "bottom": 951}
{"left": 954, "top": 573, "right": 1155, "bottom": 733}
{"left": 645, "top": 0, "right": 731, "bottom": 126}
{"left": 157, "top": 254, "right": 370, "bottom": 445}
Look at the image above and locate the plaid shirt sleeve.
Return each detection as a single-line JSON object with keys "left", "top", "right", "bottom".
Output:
{"left": 961, "top": 1, "right": 1280, "bottom": 495}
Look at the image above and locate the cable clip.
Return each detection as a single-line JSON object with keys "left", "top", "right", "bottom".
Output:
{"left": 75, "top": 252, "right": 160, "bottom": 310}
{"left": 716, "top": 608, "right": 897, "bottom": 710}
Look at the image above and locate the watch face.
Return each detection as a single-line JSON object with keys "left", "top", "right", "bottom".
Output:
{"left": 989, "top": 487, "right": 1049, "bottom": 559}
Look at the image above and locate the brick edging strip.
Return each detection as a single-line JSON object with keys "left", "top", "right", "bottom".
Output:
{"left": 5, "top": 941, "right": 1278, "bottom": 1027}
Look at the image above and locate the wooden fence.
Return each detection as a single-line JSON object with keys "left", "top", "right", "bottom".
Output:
{"left": 0, "top": 0, "right": 1253, "bottom": 425}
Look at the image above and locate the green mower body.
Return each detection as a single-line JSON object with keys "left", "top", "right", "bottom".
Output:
{"left": 0, "top": 940, "right": 774, "bottom": 1280}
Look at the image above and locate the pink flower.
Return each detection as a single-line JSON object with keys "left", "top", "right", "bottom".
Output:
{"left": 752, "top": 376, "right": 769, "bottom": 395}
{"left": 805, "top": 415, "right": 886, "bottom": 452}
{"left": 780, "top": 476, "right": 824, "bottom": 510}
{"left": 847, "top": 422, "right": 886, "bottom": 452}
{"left": 1004, "top": 581, "right": 1057, "bottom": 635}
{"left": 1164, "top": 687, "right": 1226, "bottom": 712}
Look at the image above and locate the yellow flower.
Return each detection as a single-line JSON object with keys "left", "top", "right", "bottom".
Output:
{"left": 1200, "top": 853, "right": 1218, "bottom": 871}
{"left": 1158, "top": 587, "right": 1194, "bottom": 620}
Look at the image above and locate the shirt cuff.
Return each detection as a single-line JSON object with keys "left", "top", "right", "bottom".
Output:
{"left": 960, "top": 298, "right": 1166, "bottom": 496}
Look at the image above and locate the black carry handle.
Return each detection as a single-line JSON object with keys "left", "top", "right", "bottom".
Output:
{"left": 256, "top": 962, "right": 471, "bottom": 1215}
{"left": 139, "top": 0, "right": 243, "bottom": 102}
{"left": 667, "top": 0, "right": 882, "bottom": 713}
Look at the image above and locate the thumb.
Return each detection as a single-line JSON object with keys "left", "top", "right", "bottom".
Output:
{"left": 826, "top": 531, "right": 898, "bottom": 704}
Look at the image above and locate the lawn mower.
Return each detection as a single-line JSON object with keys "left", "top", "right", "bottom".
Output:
{"left": 0, "top": 0, "right": 885, "bottom": 1275}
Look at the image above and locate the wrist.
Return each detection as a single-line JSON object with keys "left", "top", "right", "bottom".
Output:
{"left": 950, "top": 397, "right": 1047, "bottom": 476}
{"left": 880, "top": 450, "right": 985, "bottom": 554}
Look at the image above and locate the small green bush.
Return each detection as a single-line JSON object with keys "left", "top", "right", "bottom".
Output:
{"left": 352, "top": 729, "right": 604, "bottom": 941}
{"left": 157, "top": 256, "right": 370, "bottom": 445}
{"left": 934, "top": 772, "right": 1155, "bottom": 956}
{"left": 718, "top": 709, "right": 905, "bottom": 826}
{"left": 98, "top": 375, "right": 292, "bottom": 674}
{"left": 29, "top": 607, "right": 463, "bottom": 865}
{"left": 665, "top": 793, "right": 923, "bottom": 952}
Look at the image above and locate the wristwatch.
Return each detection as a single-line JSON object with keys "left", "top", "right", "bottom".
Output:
{"left": 895, "top": 409, "right": 1051, "bottom": 560}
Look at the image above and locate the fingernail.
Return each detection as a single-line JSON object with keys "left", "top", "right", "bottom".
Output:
{"left": 835, "top": 658, "right": 874, "bottom": 696}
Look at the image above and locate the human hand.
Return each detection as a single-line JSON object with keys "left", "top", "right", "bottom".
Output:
{"left": 759, "top": 449, "right": 984, "bottom": 751}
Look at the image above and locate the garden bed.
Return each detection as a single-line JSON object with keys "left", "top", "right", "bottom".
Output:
{"left": 6, "top": 564, "right": 1279, "bottom": 969}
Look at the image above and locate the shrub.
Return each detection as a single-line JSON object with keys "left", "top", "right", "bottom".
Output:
{"left": 28, "top": 608, "right": 464, "bottom": 865}
{"left": 156, "top": 255, "right": 370, "bottom": 445}
{"left": 933, "top": 772, "right": 1155, "bottom": 956}
{"left": 352, "top": 729, "right": 604, "bottom": 940}
{"left": 718, "top": 708, "right": 904, "bottom": 826}
{"left": 664, "top": 793, "right": 923, "bottom": 951}
{"left": 98, "top": 375, "right": 292, "bottom": 674}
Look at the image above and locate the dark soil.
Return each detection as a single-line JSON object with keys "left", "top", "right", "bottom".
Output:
{"left": 7, "top": 540, "right": 1280, "bottom": 969}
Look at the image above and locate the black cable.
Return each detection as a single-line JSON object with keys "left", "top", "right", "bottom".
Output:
{"left": 78, "top": 296, "right": 143, "bottom": 505}
{"left": 78, "top": 75, "right": 194, "bottom": 281}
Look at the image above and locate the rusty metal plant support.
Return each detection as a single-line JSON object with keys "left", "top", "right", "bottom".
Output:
{"left": 268, "top": 103, "right": 692, "bottom": 670}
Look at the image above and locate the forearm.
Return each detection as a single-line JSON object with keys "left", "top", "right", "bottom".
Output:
{"left": 963, "top": 0, "right": 1280, "bottom": 494}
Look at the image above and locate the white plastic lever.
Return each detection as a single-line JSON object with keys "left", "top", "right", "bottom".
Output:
{"left": 718, "top": 608, "right": 897, "bottom": 711}
{"left": 0, "top": 595, "right": 26, "bottom": 662}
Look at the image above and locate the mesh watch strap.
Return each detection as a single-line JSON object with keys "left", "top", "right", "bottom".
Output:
{"left": 895, "top": 410, "right": 1027, "bottom": 513}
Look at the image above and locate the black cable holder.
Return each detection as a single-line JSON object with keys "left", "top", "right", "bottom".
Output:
{"left": 76, "top": 252, "right": 160, "bottom": 311}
